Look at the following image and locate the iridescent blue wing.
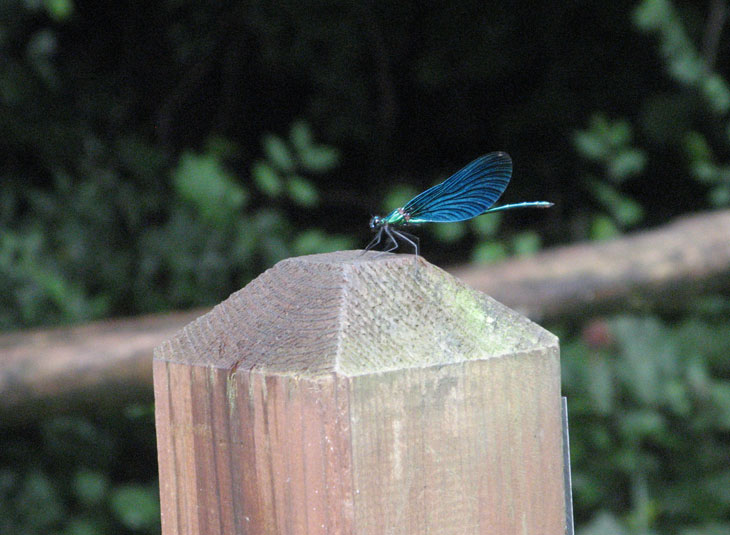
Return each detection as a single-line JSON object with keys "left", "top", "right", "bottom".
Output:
{"left": 403, "top": 152, "right": 512, "bottom": 223}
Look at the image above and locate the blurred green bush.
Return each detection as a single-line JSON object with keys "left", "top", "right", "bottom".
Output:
{"left": 4, "top": 0, "right": 730, "bottom": 329}
{"left": 2, "top": 1, "right": 730, "bottom": 534}
{"left": 0, "top": 122, "right": 353, "bottom": 329}
{"left": 0, "top": 408, "right": 161, "bottom": 535}
{"left": 561, "top": 312, "right": 730, "bottom": 534}
{"left": 573, "top": 0, "right": 730, "bottom": 241}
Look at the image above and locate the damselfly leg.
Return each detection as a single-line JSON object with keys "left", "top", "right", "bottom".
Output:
{"left": 362, "top": 225, "right": 420, "bottom": 256}
{"left": 363, "top": 226, "right": 385, "bottom": 254}
{"left": 383, "top": 226, "right": 419, "bottom": 255}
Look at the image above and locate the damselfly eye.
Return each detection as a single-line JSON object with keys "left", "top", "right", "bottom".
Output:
{"left": 369, "top": 216, "right": 381, "bottom": 229}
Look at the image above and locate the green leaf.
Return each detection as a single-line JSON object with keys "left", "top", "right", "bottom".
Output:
{"left": 606, "top": 120, "right": 632, "bottom": 148}
{"left": 668, "top": 53, "right": 703, "bottom": 84}
{"left": 573, "top": 130, "right": 609, "bottom": 160}
{"left": 259, "top": 236, "right": 290, "bottom": 265}
{"left": 614, "top": 197, "right": 644, "bottom": 226}
{"left": 383, "top": 185, "right": 418, "bottom": 212}
{"left": 608, "top": 148, "right": 646, "bottom": 181}
{"left": 591, "top": 215, "right": 620, "bottom": 240}
{"left": 109, "top": 485, "right": 160, "bottom": 530}
{"left": 263, "top": 134, "right": 295, "bottom": 173}
{"left": 579, "top": 511, "right": 630, "bottom": 535}
{"left": 17, "top": 471, "right": 65, "bottom": 528}
{"left": 511, "top": 231, "right": 541, "bottom": 256}
{"left": 587, "top": 356, "right": 615, "bottom": 414}
{"left": 252, "top": 160, "right": 283, "bottom": 197}
{"left": 709, "top": 184, "right": 730, "bottom": 207}
{"left": 44, "top": 0, "right": 74, "bottom": 21}
{"left": 710, "top": 383, "right": 730, "bottom": 429}
{"left": 700, "top": 471, "right": 730, "bottom": 507}
{"left": 299, "top": 145, "right": 340, "bottom": 173}
{"left": 231, "top": 218, "right": 256, "bottom": 264}
{"left": 252, "top": 208, "right": 287, "bottom": 235}
{"left": 470, "top": 212, "right": 502, "bottom": 236}
{"left": 664, "top": 379, "right": 691, "bottom": 416}
{"left": 431, "top": 222, "right": 466, "bottom": 243}
{"left": 287, "top": 176, "right": 319, "bottom": 207}
{"left": 293, "top": 229, "right": 327, "bottom": 255}
{"left": 64, "top": 517, "right": 104, "bottom": 535}
{"left": 702, "top": 74, "right": 730, "bottom": 115}
{"left": 678, "top": 522, "right": 730, "bottom": 535}
{"left": 73, "top": 470, "right": 108, "bottom": 506}
{"left": 619, "top": 410, "right": 667, "bottom": 440}
{"left": 589, "top": 180, "right": 643, "bottom": 226}
{"left": 471, "top": 241, "right": 508, "bottom": 264}
{"left": 289, "top": 120, "right": 314, "bottom": 152}
{"left": 632, "top": 0, "right": 668, "bottom": 32}
{"left": 173, "top": 151, "right": 247, "bottom": 225}
{"left": 293, "top": 229, "right": 354, "bottom": 255}
{"left": 690, "top": 161, "right": 719, "bottom": 183}
{"left": 683, "top": 131, "right": 712, "bottom": 161}
{"left": 612, "top": 316, "right": 680, "bottom": 405}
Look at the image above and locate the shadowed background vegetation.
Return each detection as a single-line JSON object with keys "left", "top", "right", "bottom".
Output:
{"left": 2, "top": 0, "right": 730, "bottom": 533}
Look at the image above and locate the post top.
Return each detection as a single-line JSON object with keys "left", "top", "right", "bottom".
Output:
{"left": 155, "top": 251, "right": 557, "bottom": 377}
{"left": 282, "top": 250, "right": 399, "bottom": 265}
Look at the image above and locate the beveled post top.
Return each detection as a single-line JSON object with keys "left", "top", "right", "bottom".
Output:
{"left": 154, "top": 251, "right": 557, "bottom": 377}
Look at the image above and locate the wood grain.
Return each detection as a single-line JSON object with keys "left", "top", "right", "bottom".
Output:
{"left": 153, "top": 251, "right": 565, "bottom": 534}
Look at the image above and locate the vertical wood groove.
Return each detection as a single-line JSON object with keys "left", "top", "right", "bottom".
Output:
{"left": 205, "top": 370, "right": 224, "bottom": 535}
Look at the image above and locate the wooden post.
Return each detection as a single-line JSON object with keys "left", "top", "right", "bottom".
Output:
{"left": 153, "top": 251, "right": 565, "bottom": 534}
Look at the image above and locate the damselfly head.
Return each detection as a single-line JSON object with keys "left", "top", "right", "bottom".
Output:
{"left": 369, "top": 215, "right": 383, "bottom": 229}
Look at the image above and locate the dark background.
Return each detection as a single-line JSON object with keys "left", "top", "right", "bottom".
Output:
{"left": 2, "top": 1, "right": 730, "bottom": 534}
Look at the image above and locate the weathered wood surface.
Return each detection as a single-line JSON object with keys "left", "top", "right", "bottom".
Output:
{"left": 154, "top": 251, "right": 565, "bottom": 534}
{"left": 3, "top": 209, "right": 730, "bottom": 414}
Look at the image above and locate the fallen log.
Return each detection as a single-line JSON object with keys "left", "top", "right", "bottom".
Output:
{"left": 0, "top": 309, "right": 204, "bottom": 417}
{"left": 450, "top": 209, "right": 730, "bottom": 321}
{"left": 1, "top": 209, "right": 729, "bottom": 416}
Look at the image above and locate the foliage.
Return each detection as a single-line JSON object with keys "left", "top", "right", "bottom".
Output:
{"left": 0, "top": 409, "right": 160, "bottom": 535}
{"left": 633, "top": 0, "right": 730, "bottom": 115}
{"left": 9, "top": 0, "right": 730, "bottom": 327}
{"left": 2, "top": 0, "right": 361, "bottom": 330}
{"left": 141, "top": 126, "right": 351, "bottom": 311}
{"left": 0, "top": 121, "right": 352, "bottom": 330}
{"left": 634, "top": 0, "right": 730, "bottom": 208}
{"left": 573, "top": 0, "right": 730, "bottom": 241}
{"left": 559, "top": 311, "right": 730, "bottom": 535}
{"left": 574, "top": 115, "right": 647, "bottom": 239}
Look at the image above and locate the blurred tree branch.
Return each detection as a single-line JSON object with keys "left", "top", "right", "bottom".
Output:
{"left": 2, "top": 209, "right": 730, "bottom": 419}
{"left": 452, "top": 209, "right": 730, "bottom": 321}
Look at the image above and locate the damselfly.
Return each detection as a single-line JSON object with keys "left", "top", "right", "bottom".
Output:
{"left": 364, "top": 152, "right": 552, "bottom": 255}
